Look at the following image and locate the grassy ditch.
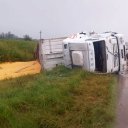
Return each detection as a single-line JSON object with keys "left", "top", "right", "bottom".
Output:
{"left": 0, "top": 66, "right": 116, "bottom": 128}
{"left": 0, "top": 39, "right": 37, "bottom": 62}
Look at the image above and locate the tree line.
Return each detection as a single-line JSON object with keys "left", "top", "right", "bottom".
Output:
{"left": 0, "top": 32, "right": 32, "bottom": 41}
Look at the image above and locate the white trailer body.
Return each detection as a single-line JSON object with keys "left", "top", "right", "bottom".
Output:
{"left": 63, "top": 32, "right": 127, "bottom": 73}
{"left": 126, "top": 42, "right": 128, "bottom": 54}
{"left": 39, "top": 37, "right": 66, "bottom": 70}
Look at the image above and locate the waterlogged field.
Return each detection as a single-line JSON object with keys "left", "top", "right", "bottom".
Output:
{"left": 0, "top": 39, "right": 37, "bottom": 62}
{"left": 0, "top": 66, "right": 116, "bottom": 128}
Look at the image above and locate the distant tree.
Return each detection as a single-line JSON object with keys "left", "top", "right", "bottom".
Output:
{"left": 23, "top": 35, "right": 32, "bottom": 41}
{"left": 0, "top": 33, "right": 5, "bottom": 39}
{"left": 0, "top": 32, "right": 33, "bottom": 40}
{"left": 0, "top": 32, "right": 18, "bottom": 39}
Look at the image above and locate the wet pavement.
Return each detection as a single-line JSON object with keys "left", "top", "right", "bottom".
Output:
{"left": 116, "top": 72, "right": 128, "bottom": 128}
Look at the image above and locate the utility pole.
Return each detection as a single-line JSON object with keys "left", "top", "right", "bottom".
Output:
{"left": 40, "top": 31, "right": 42, "bottom": 41}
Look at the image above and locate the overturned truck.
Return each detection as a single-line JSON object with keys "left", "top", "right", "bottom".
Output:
{"left": 39, "top": 32, "right": 127, "bottom": 73}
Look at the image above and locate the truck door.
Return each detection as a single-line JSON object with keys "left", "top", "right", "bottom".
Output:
{"left": 118, "top": 37, "right": 127, "bottom": 71}
{"left": 112, "top": 38, "right": 119, "bottom": 72}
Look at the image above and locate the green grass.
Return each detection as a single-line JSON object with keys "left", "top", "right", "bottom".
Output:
{"left": 0, "top": 66, "right": 116, "bottom": 128}
{"left": 0, "top": 39, "right": 37, "bottom": 62}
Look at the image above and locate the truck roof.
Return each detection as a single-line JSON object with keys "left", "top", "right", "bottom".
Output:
{"left": 63, "top": 32, "right": 123, "bottom": 44}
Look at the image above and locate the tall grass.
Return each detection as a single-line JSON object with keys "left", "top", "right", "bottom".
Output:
{"left": 0, "top": 66, "right": 116, "bottom": 128}
{"left": 0, "top": 39, "right": 37, "bottom": 62}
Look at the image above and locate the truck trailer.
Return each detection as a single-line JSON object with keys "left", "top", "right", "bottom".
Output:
{"left": 38, "top": 37, "right": 66, "bottom": 70}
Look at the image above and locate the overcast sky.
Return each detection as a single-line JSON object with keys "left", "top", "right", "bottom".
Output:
{"left": 0, "top": 0, "right": 128, "bottom": 39}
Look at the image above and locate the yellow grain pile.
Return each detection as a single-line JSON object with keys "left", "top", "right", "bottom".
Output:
{"left": 0, "top": 61, "right": 41, "bottom": 80}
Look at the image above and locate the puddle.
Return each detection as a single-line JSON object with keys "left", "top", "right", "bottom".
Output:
{"left": 116, "top": 73, "right": 128, "bottom": 128}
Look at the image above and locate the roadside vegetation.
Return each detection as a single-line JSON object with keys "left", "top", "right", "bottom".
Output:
{"left": 0, "top": 66, "right": 116, "bottom": 128}
{"left": 0, "top": 39, "right": 36, "bottom": 62}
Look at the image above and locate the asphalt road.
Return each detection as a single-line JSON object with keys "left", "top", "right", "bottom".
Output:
{"left": 116, "top": 73, "right": 128, "bottom": 128}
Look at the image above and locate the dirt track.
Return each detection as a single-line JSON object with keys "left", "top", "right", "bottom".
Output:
{"left": 0, "top": 61, "right": 41, "bottom": 80}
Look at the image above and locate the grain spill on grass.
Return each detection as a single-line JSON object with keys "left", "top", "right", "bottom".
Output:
{"left": 0, "top": 61, "right": 41, "bottom": 80}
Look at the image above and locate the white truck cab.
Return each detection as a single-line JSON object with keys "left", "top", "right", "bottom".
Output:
{"left": 63, "top": 32, "right": 127, "bottom": 73}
